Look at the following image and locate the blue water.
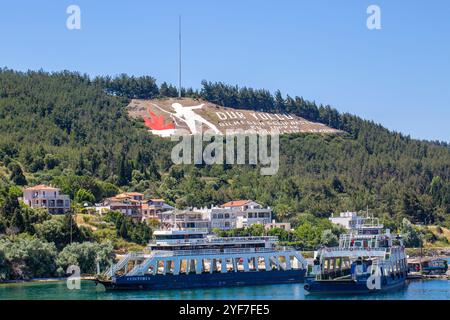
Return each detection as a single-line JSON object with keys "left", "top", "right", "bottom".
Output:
{"left": 0, "top": 279, "right": 448, "bottom": 300}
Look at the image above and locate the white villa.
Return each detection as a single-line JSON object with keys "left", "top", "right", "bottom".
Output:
{"left": 329, "top": 211, "right": 364, "bottom": 230}
{"left": 22, "top": 184, "right": 71, "bottom": 214}
{"left": 198, "top": 200, "right": 272, "bottom": 231}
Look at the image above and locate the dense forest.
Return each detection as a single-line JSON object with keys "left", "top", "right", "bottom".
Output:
{"left": 0, "top": 68, "right": 449, "bottom": 279}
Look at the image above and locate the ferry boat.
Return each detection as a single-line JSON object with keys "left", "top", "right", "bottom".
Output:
{"left": 408, "top": 257, "right": 448, "bottom": 275}
{"left": 304, "top": 215, "right": 408, "bottom": 294}
{"left": 96, "top": 228, "right": 307, "bottom": 290}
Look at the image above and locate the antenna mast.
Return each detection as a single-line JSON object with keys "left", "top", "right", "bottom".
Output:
{"left": 178, "top": 15, "right": 182, "bottom": 99}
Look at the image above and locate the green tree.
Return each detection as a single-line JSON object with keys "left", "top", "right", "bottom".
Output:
{"left": 401, "top": 218, "right": 422, "bottom": 248}
{"left": 0, "top": 235, "right": 58, "bottom": 280}
{"left": 11, "top": 209, "right": 25, "bottom": 232}
{"left": 320, "top": 229, "right": 339, "bottom": 247}
{"left": 74, "top": 188, "right": 95, "bottom": 204}
{"left": 8, "top": 162, "right": 27, "bottom": 186}
{"left": 56, "top": 241, "right": 114, "bottom": 274}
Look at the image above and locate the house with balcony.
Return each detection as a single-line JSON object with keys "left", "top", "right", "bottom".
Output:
{"left": 207, "top": 200, "right": 272, "bottom": 230}
{"left": 101, "top": 192, "right": 144, "bottom": 221}
{"left": 97, "top": 193, "right": 174, "bottom": 223}
{"left": 158, "top": 209, "right": 210, "bottom": 231}
{"left": 141, "top": 199, "right": 175, "bottom": 222}
{"left": 22, "top": 184, "right": 71, "bottom": 214}
{"left": 329, "top": 211, "right": 365, "bottom": 230}
{"left": 264, "top": 220, "right": 292, "bottom": 231}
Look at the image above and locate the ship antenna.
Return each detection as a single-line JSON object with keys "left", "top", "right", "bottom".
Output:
{"left": 178, "top": 15, "right": 182, "bottom": 99}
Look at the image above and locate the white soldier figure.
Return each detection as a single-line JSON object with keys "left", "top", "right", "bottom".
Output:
{"left": 153, "top": 102, "right": 221, "bottom": 135}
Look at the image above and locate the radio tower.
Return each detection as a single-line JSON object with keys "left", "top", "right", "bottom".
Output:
{"left": 178, "top": 15, "right": 182, "bottom": 99}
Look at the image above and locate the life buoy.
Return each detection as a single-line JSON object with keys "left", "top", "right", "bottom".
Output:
{"left": 349, "top": 248, "right": 354, "bottom": 252}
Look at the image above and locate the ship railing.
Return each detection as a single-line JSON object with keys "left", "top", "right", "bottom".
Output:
{"left": 102, "top": 252, "right": 159, "bottom": 277}
{"left": 146, "top": 246, "right": 296, "bottom": 257}
{"left": 150, "top": 236, "right": 278, "bottom": 246}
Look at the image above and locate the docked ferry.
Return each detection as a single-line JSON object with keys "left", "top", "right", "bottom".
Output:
{"left": 304, "top": 215, "right": 408, "bottom": 294}
{"left": 96, "top": 228, "right": 307, "bottom": 290}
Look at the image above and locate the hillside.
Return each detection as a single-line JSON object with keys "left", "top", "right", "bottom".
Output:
{"left": 127, "top": 98, "right": 340, "bottom": 136}
{"left": 1, "top": 68, "right": 450, "bottom": 230}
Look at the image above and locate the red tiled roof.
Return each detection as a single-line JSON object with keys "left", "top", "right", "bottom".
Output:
{"left": 24, "top": 184, "right": 58, "bottom": 191}
{"left": 221, "top": 200, "right": 253, "bottom": 207}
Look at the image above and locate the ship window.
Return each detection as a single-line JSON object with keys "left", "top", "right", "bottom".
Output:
{"left": 157, "top": 261, "right": 164, "bottom": 275}
{"left": 269, "top": 256, "right": 278, "bottom": 271}
{"left": 188, "top": 259, "right": 197, "bottom": 274}
{"left": 211, "top": 258, "right": 221, "bottom": 273}
{"left": 290, "top": 256, "right": 302, "bottom": 270}
{"left": 278, "top": 256, "right": 287, "bottom": 270}
{"left": 179, "top": 259, "right": 187, "bottom": 274}
{"left": 165, "top": 260, "right": 174, "bottom": 274}
{"left": 235, "top": 257, "right": 244, "bottom": 272}
{"left": 248, "top": 257, "right": 257, "bottom": 271}
{"left": 257, "top": 257, "right": 266, "bottom": 271}
{"left": 223, "top": 258, "right": 233, "bottom": 272}
{"left": 201, "top": 259, "right": 210, "bottom": 273}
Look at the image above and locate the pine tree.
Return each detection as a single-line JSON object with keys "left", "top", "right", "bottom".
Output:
{"left": 9, "top": 163, "right": 27, "bottom": 186}
{"left": 274, "top": 90, "right": 284, "bottom": 113}
{"left": 11, "top": 209, "right": 25, "bottom": 232}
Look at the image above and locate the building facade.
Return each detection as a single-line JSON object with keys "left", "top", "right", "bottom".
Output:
{"left": 208, "top": 200, "right": 272, "bottom": 230}
{"left": 329, "top": 211, "right": 364, "bottom": 230}
{"left": 22, "top": 185, "right": 71, "bottom": 214}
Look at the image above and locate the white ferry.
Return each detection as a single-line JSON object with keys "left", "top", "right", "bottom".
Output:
{"left": 96, "top": 228, "right": 307, "bottom": 290}
{"left": 304, "top": 215, "right": 408, "bottom": 294}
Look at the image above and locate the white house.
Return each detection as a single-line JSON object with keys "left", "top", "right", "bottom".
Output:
{"left": 329, "top": 211, "right": 364, "bottom": 230}
{"left": 22, "top": 184, "right": 71, "bottom": 214}
{"left": 207, "top": 200, "right": 272, "bottom": 230}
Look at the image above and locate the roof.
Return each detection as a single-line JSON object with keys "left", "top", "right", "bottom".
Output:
{"left": 24, "top": 184, "right": 58, "bottom": 191}
{"left": 123, "top": 192, "right": 144, "bottom": 196}
{"left": 116, "top": 192, "right": 144, "bottom": 198}
{"left": 150, "top": 198, "right": 165, "bottom": 202}
{"left": 221, "top": 200, "right": 253, "bottom": 207}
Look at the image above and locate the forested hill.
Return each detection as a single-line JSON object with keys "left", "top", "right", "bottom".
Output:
{"left": 1, "top": 68, "right": 450, "bottom": 229}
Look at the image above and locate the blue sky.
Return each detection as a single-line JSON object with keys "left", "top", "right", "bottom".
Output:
{"left": 1, "top": 0, "right": 449, "bottom": 141}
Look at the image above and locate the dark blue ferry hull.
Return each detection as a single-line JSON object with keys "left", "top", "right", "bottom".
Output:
{"left": 304, "top": 274, "right": 407, "bottom": 294}
{"left": 98, "top": 269, "right": 306, "bottom": 291}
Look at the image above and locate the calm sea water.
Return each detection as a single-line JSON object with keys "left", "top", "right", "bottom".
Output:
{"left": 0, "top": 279, "right": 448, "bottom": 300}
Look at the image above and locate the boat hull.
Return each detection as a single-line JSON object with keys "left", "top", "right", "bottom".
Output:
{"left": 98, "top": 269, "right": 306, "bottom": 291}
{"left": 304, "top": 274, "right": 407, "bottom": 294}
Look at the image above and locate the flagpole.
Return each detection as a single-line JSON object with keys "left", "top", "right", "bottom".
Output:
{"left": 178, "top": 15, "right": 182, "bottom": 99}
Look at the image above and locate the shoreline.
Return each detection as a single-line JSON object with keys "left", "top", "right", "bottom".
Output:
{"left": 0, "top": 276, "right": 96, "bottom": 285}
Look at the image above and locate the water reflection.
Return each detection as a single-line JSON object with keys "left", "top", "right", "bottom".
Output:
{"left": 0, "top": 280, "right": 448, "bottom": 300}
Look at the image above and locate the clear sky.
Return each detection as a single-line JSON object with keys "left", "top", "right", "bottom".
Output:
{"left": 1, "top": 0, "right": 449, "bottom": 141}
